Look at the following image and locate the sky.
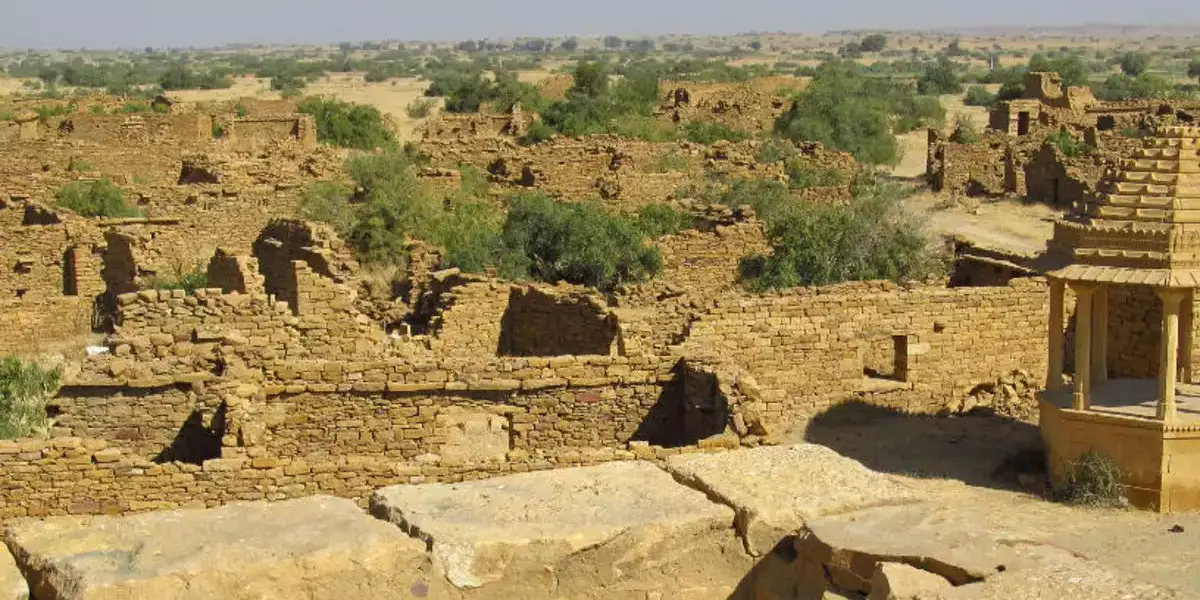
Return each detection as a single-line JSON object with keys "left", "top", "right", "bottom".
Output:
{"left": 2, "top": 0, "right": 1197, "bottom": 50}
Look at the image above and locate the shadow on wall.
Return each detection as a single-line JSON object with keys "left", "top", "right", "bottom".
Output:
{"left": 153, "top": 403, "right": 226, "bottom": 465}
{"left": 631, "top": 362, "right": 729, "bottom": 447}
{"left": 497, "top": 287, "right": 619, "bottom": 357}
{"left": 801, "top": 400, "right": 1042, "bottom": 492}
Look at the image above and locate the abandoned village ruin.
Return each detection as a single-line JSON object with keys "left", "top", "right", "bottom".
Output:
{"left": 2, "top": 61, "right": 1200, "bottom": 599}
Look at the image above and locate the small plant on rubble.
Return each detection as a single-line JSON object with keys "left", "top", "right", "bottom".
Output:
{"left": 1054, "top": 450, "right": 1123, "bottom": 507}
{"left": 405, "top": 98, "right": 436, "bottom": 119}
{"left": 54, "top": 178, "right": 143, "bottom": 218}
{"left": 144, "top": 263, "right": 209, "bottom": 293}
{"left": 0, "top": 356, "right": 61, "bottom": 440}
{"left": 1046, "top": 128, "right": 1087, "bottom": 157}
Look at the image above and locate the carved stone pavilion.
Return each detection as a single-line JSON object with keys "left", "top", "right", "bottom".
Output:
{"left": 1039, "top": 125, "right": 1200, "bottom": 511}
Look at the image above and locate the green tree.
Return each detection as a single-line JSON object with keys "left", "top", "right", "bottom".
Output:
{"left": 1029, "top": 53, "right": 1087, "bottom": 86}
{"left": 297, "top": 97, "right": 395, "bottom": 150}
{"left": 917, "top": 56, "right": 962, "bottom": 95}
{"left": 560, "top": 38, "right": 579, "bottom": 52}
{"left": 571, "top": 61, "right": 610, "bottom": 98}
{"left": 859, "top": 34, "right": 888, "bottom": 53}
{"left": 1188, "top": 58, "right": 1200, "bottom": 84}
{"left": 1118, "top": 51, "right": 1152, "bottom": 77}
{"left": 502, "top": 194, "right": 662, "bottom": 291}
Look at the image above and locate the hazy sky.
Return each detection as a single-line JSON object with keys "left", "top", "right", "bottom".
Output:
{"left": 2, "top": 0, "right": 1196, "bottom": 50}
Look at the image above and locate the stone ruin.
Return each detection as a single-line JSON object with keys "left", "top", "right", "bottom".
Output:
{"left": 928, "top": 71, "right": 1200, "bottom": 206}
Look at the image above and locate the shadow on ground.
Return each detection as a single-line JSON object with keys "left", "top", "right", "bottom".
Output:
{"left": 799, "top": 400, "right": 1044, "bottom": 491}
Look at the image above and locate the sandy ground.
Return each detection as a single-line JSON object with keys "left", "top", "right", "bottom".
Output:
{"left": 791, "top": 407, "right": 1200, "bottom": 595}
{"left": 906, "top": 191, "right": 1059, "bottom": 255}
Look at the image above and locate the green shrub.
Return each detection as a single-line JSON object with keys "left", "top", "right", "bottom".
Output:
{"left": 679, "top": 121, "right": 753, "bottom": 144}
{"left": 234, "top": 102, "right": 248, "bottom": 117}
{"left": 298, "top": 97, "right": 395, "bottom": 150}
{"left": 54, "top": 179, "right": 142, "bottom": 218}
{"left": 608, "top": 114, "right": 677, "bottom": 142}
{"left": 502, "top": 194, "right": 663, "bottom": 290}
{"left": 963, "top": 85, "right": 997, "bottom": 107}
{"left": 635, "top": 203, "right": 687, "bottom": 237}
{"left": 406, "top": 98, "right": 436, "bottom": 119}
{"left": 786, "top": 159, "right": 845, "bottom": 189}
{"left": 518, "top": 121, "right": 557, "bottom": 145}
{"left": 118, "top": 102, "right": 149, "bottom": 113}
{"left": 145, "top": 264, "right": 208, "bottom": 293}
{"left": 270, "top": 74, "right": 305, "bottom": 92}
{"left": 756, "top": 138, "right": 796, "bottom": 164}
{"left": 1093, "top": 73, "right": 1176, "bottom": 101}
{"left": 951, "top": 115, "right": 981, "bottom": 144}
{"left": 89, "top": 104, "right": 105, "bottom": 115}
{"left": 35, "top": 103, "right": 74, "bottom": 119}
{"left": 1055, "top": 450, "right": 1122, "bottom": 507}
{"left": 346, "top": 149, "right": 438, "bottom": 264}
{"left": 298, "top": 181, "right": 356, "bottom": 236}
{"left": 457, "top": 164, "right": 490, "bottom": 198}
{"left": 0, "top": 111, "right": 14, "bottom": 122}
{"left": 212, "top": 123, "right": 226, "bottom": 138}
{"left": 1046, "top": 128, "right": 1086, "bottom": 157}
{"left": 0, "top": 356, "right": 61, "bottom": 440}
{"left": 739, "top": 176, "right": 944, "bottom": 290}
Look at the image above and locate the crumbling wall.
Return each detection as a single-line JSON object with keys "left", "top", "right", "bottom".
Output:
{"left": 47, "top": 113, "right": 211, "bottom": 145}
{"left": 926, "top": 130, "right": 1009, "bottom": 195}
{"left": 498, "top": 287, "right": 618, "bottom": 357}
{"left": 672, "top": 278, "right": 1050, "bottom": 432}
{"left": 225, "top": 114, "right": 317, "bottom": 151}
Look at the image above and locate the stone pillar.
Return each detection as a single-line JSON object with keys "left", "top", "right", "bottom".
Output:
{"left": 1072, "top": 284, "right": 1094, "bottom": 411}
{"left": 1047, "top": 280, "right": 1066, "bottom": 392}
{"left": 1091, "top": 285, "right": 1108, "bottom": 385}
{"left": 1182, "top": 289, "right": 1195, "bottom": 385}
{"left": 1158, "top": 288, "right": 1185, "bottom": 422}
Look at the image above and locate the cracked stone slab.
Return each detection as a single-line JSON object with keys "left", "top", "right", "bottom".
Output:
{"left": 0, "top": 547, "right": 25, "bottom": 600}
{"left": 3, "top": 495, "right": 445, "bottom": 600}
{"left": 942, "top": 543, "right": 1185, "bottom": 600}
{"left": 664, "top": 444, "right": 919, "bottom": 556}
{"left": 371, "top": 461, "right": 753, "bottom": 599}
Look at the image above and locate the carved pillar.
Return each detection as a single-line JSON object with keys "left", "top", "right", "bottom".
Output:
{"left": 1159, "top": 288, "right": 1185, "bottom": 422}
{"left": 1091, "top": 285, "right": 1108, "bottom": 385}
{"left": 1072, "top": 284, "right": 1094, "bottom": 411}
{"left": 1047, "top": 279, "right": 1066, "bottom": 392}
{"left": 1181, "top": 289, "right": 1195, "bottom": 385}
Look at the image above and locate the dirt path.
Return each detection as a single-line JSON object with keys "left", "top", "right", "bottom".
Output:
{"left": 905, "top": 191, "right": 1060, "bottom": 255}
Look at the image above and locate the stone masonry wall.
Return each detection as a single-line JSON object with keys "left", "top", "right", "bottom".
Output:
{"left": 673, "top": 278, "right": 1050, "bottom": 431}
{"left": 0, "top": 296, "right": 94, "bottom": 355}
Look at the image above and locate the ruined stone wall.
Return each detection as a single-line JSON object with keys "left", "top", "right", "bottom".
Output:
{"left": 50, "top": 385, "right": 225, "bottom": 461}
{"left": 1103, "top": 285, "right": 1200, "bottom": 381}
{"left": 0, "top": 202, "right": 103, "bottom": 300}
{"left": 0, "top": 296, "right": 94, "bottom": 354}
{"left": 657, "top": 213, "right": 769, "bottom": 293}
{"left": 499, "top": 287, "right": 618, "bottom": 357}
{"left": 926, "top": 130, "right": 1009, "bottom": 195}
{"left": 673, "top": 278, "right": 1050, "bottom": 430}
{"left": 47, "top": 113, "right": 211, "bottom": 146}
{"left": 224, "top": 115, "right": 317, "bottom": 151}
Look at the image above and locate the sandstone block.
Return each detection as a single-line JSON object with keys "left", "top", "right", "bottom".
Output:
{"left": 0, "top": 548, "right": 26, "bottom": 600}
{"left": 371, "top": 461, "right": 752, "bottom": 599}
{"left": 664, "top": 444, "right": 917, "bottom": 556}
{"left": 868, "top": 562, "right": 953, "bottom": 600}
{"left": 3, "top": 496, "right": 446, "bottom": 600}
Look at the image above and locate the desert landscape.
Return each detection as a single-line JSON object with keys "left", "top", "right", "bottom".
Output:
{"left": 2, "top": 14, "right": 1200, "bottom": 600}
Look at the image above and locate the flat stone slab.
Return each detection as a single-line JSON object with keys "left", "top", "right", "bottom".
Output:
{"left": 665, "top": 444, "right": 918, "bottom": 555}
{"left": 371, "top": 461, "right": 752, "bottom": 599}
{"left": 0, "top": 548, "right": 26, "bottom": 600}
{"left": 3, "top": 495, "right": 443, "bottom": 600}
{"left": 944, "top": 543, "right": 1184, "bottom": 600}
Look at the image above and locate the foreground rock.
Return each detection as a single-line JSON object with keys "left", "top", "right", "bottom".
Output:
{"left": 371, "top": 461, "right": 752, "bottom": 599}
{"left": 943, "top": 543, "right": 1183, "bottom": 599}
{"left": 664, "top": 444, "right": 918, "bottom": 555}
{"left": 3, "top": 495, "right": 444, "bottom": 600}
{"left": 0, "top": 548, "right": 25, "bottom": 600}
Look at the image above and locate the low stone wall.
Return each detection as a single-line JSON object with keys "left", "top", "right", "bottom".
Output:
{"left": 0, "top": 436, "right": 655, "bottom": 519}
